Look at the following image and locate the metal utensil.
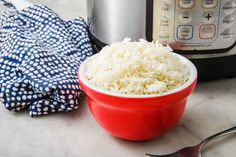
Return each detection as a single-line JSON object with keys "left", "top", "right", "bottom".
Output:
{"left": 145, "top": 126, "right": 236, "bottom": 157}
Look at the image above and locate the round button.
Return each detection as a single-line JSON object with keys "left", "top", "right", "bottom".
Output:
{"left": 178, "top": 0, "right": 195, "bottom": 9}
{"left": 202, "top": 12, "right": 214, "bottom": 23}
{"left": 223, "top": 15, "right": 235, "bottom": 28}
{"left": 177, "top": 25, "right": 193, "bottom": 40}
{"left": 179, "top": 12, "right": 192, "bottom": 24}
{"left": 223, "top": 1, "right": 236, "bottom": 15}
{"left": 220, "top": 29, "right": 234, "bottom": 41}
{"left": 201, "top": 0, "right": 218, "bottom": 8}
{"left": 199, "top": 24, "right": 216, "bottom": 39}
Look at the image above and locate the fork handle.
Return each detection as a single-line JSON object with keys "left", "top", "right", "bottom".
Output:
{"left": 199, "top": 126, "right": 236, "bottom": 148}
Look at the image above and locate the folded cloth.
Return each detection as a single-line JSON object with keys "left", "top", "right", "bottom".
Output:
{"left": 0, "top": 1, "right": 94, "bottom": 116}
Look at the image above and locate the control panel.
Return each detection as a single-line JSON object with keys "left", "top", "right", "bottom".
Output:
{"left": 153, "top": 0, "right": 236, "bottom": 51}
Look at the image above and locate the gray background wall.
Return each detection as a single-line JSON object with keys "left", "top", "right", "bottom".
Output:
{"left": 29, "top": 0, "right": 87, "bottom": 19}
{"left": 0, "top": 0, "right": 87, "bottom": 19}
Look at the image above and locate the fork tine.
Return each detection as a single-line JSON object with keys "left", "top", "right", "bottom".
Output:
{"left": 145, "top": 153, "right": 162, "bottom": 157}
{"left": 145, "top": 153, "right": 176, "bottom": 157}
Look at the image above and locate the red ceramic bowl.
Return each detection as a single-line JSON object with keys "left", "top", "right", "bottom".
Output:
{"left": 78, "top": 53, "right": 197, "bottom": 141}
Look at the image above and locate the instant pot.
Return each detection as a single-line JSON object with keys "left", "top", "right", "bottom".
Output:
{"left": 87, "top": 0, "right": 236, "bottom": 80}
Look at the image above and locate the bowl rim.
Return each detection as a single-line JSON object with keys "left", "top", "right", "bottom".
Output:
{"left": 78, "top": 53, "right": 197, "bottom": 98}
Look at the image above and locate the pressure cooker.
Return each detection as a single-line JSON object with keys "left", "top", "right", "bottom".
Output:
{"left": 87, "top": 0, "right": 236, "bottom": 80}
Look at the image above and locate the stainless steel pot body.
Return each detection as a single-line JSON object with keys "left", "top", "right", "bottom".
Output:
{"left": 87, "top": 0, "right": 146, "bottom": 44}
{"left": 87, "top": 0, "right": 236, "bottom": 59}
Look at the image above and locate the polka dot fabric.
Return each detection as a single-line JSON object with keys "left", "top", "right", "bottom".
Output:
{"left": 0, "top": 3, "right": 94, "bottom": 116}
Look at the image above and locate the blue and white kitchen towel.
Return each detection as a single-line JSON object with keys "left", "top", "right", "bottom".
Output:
{"left": 0, "top": 0, "right": 94, "bottom": 116}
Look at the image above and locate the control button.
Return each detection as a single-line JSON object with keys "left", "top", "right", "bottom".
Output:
{"left": 179, "top": 12, "right": 192, "bottom": 24}
{"left": 177, "top": 25, "right": 193, "bottom": 40}
{"left": 199, "top": 24, "right": 216, "bottom": 39}
{"left": 201, "top": 0, "right": 218, "bottom": 8}
{"left": 223, "top": 1, "right": 236, "bottom": 15}
{"left": 202, "top": 12, "right": 214, "bottom": 23}
{"left": 178, "top": 0, "right": 195, "bottom": 9}
{"left": 220, "top": 29, "right": 234, "bottom": 41}
{"left": 223, "top": 15, "right": 235, "bottom": 28}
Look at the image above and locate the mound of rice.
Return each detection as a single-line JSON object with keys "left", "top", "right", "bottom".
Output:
{"left": 85, "top": 39, "right": 190, "bottom": 95}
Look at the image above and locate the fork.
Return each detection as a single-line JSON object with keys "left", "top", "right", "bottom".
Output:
{"left": 145, "top": 126, "right": 236, "bottom": 157}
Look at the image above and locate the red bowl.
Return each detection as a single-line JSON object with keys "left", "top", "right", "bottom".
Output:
{"left": 78, "top": 53, "right": 197, "bottom": 141}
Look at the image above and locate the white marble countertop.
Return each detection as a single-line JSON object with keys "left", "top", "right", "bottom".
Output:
{"left": 0, "top": 78, "right": 236, "bottom": 157}
{"left": 1, "top": 0, "right": 236, "bottom": 157}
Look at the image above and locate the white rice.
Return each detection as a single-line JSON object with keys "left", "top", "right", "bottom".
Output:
{"left": 85, "top": 39, "right": 190, "bottom": 95}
